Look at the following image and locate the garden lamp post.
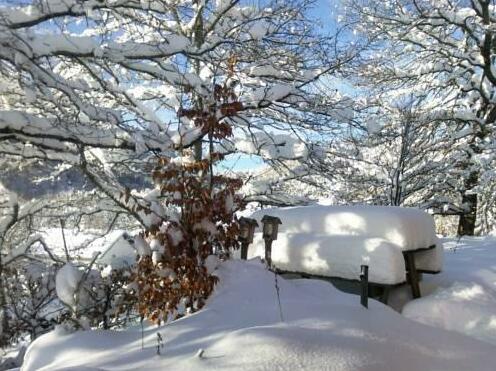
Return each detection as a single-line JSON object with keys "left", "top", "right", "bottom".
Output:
{"left": 360, "top": 265, "right": 369, "bottom": 309}
{"left": 261, "top": 215, "right": 282, "bottom": 267}
{"left": 238, "top": 217, "right": 259, "bottom": 260}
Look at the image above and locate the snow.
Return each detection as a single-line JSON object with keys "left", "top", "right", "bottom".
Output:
{"left": 37, "top": 228, "right": 136, "bottom": 264}
{"left": 246, "top": 205, "right": 441, "bottom": 284}
{"left": 134, "top": 235, "right": 151, "bottom": 257}
{"left": 248, "top": 234, "right": 406, "bottom": 284}
{"left": 234, "top": 133, "right": 309, "bottom": 160}
{"left": 250, "top": 205, "right": 438, "bottom": 250}
{"left": 22, "top": 259, "right": 496, "bottom": 371}
{"left": 55, "top": 263, "right": 82, "bottom": 308}
{"left": 400, "top": 237, "right": 496, "bottom": 346}
{"left": 0, "top": 345, "right": 25, "bottom": 371}
{"left": 0, "top": 110, "right": 134, "bottom": 149}
{"left": 97, "top": 233, "right": 136, "bottom": 268}
{"left": 249, "top": 20, "right": 269, "bottom": 40}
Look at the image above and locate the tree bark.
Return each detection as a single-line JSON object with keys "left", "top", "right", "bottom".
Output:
{"left": 458, "top": 170, "right": 478, "bottom": 236}
{"left": 0, "top": 202, "right": 18, "bottom": 347}
{"left": 0, "top": 256, "right": 8, "bottom": 347}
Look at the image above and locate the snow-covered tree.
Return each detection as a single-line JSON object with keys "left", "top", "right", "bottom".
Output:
{"left": 0, "top": 0, "right": 354, "bottom": 333}
{"left": 0, "top": 0, "right": 350, "bottom": 222}
{"left": 318, "top": 96, "right": 457, "bottom": 208}
{"left": 340, "top": 0, "right": 496, "bottom": 235}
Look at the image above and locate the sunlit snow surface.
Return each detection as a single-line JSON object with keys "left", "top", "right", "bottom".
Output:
{"left": 401, "top": 237, "right": 496, "bottom": 346}
{"left": 23, "top": 257, "right": 496, "bottom": 371}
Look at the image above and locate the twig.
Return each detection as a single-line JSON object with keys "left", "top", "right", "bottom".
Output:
{"left": 141, "top": 316, "right": 144, "bottom": 350}
{"left": 60, "top": 219, "right": 70, "bottom": 262}
{"left": 156, "top": 332, "right": 164, "bottom": 355}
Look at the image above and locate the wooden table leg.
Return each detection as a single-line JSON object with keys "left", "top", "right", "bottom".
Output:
{"left": 404, "top": 252, "right": 421, "bottom": 298}
{"left": 380, "top": 286, "right": 390, "bottom": 304}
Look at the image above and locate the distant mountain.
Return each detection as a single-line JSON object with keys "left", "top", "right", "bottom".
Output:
{"left": 1, "top": 162, "right": 151, "bottom": 199}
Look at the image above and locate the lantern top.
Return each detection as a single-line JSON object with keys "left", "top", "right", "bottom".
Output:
{"left": 239, "top": 216, "right": 259, "bottom": 227}
{"left": 261, "top": 215, "right": 282, "bottom": 225}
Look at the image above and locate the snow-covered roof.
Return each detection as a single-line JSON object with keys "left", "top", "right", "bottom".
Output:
{"left": 35, "top": 228, "right": 137, "bottom": 266}
{"left": 96, "top": 232, "right": 136, "bottom": 268}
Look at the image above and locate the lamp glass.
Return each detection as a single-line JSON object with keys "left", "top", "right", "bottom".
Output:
{"left": 240, "top": 226, "right": 249, "bottom": 239}
{"left": 271, "top": 224, "right": 278, "bottom": 239}
{"left": 263, "top": 222, "right": 273, "bottom": 238}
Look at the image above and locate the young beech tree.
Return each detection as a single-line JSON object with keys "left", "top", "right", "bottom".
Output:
{"left": 341, "top": 0, "right": 496, "bottom": 235}
{"left": 133, "top": 82, "right": 243, "bottom": 322}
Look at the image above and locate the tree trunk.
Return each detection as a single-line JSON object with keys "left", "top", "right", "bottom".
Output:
{"left": 458, "top": 171, "right": 478, "bottom": 236}
{"left": 192, "top": 5, "right": 204, "bottom": 163}
{"left": 0, "top": 257, "right": 9, "bottom": 347}
{"left": 458, "top": 192, "right": 477, "bottom": 236}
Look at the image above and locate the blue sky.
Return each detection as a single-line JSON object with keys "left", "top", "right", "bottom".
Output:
{"left": 312, "top": 0, "right": 339, "bottom": 33}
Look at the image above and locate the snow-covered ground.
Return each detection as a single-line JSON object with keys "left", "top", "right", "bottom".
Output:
{"left": 20, "top": 240, "right": 496, "bottom": 371}
{"left": 399, "top": 237, "right": 496, "bottom": 346}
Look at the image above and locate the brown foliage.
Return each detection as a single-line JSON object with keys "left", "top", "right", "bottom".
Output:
{"left": 133, "top": 82, "right": 244, "bottom": 322}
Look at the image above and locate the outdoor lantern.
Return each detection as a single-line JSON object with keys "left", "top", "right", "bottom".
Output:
{"left": 261, "top": 215, "right": 282, "bottom": 267}
{"left": 261, "top": 215, "right": 282, "bottom": 241}
{"left": 238, "top": 217, "right": 259, "bottom": 260}
{"left": 239, "top": 217, "right": 259, "bottom": 244}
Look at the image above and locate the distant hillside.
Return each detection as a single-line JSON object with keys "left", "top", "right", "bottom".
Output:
{"left": 1, "top": 162, "right": 151, "bottom": 200}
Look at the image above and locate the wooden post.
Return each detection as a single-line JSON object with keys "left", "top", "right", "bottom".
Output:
{"left": 264, "top": 239, "right": 272, "bottom": 267}
{"left": 360, "top": 265, "right": 369, "bottom": 308}
{"left": 240, "top": 241, "right": 249, "bottom": 260}
{"left": 404, "top": 252, "right": 421, "bottom": 298}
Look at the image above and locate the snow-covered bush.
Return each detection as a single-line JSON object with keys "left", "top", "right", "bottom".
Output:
{"left": 2, "top": 259, "right": 64, "bottom": 346}
{"left": 55, "top": 262, "right": 137, "bottom": 330}
{"left": 1, "top": 257, "right": 137, "bottom": 346}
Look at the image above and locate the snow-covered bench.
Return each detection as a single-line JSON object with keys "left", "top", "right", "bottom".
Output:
{"left": 247, "top": 205, "right": 443, "bottom": 300}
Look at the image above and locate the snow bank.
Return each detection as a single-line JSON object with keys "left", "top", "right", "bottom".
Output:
{"left": 247, "top": 205, "right": 441, "bottom": 283}
{"left": 23, "top": 259, "right": 496, "bottom": 371}
{"left": 403, "top": 282, "right": 496, "bottom": 345}
{"left": 401, "top": 237, "right": 496, "bottom": 346}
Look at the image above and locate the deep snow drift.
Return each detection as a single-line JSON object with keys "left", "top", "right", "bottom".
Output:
{"left": 22, "top": 258, "right": 496, "bottom": 371}
{"left": 401, "top": 237, "right": 496, "bottom": 346}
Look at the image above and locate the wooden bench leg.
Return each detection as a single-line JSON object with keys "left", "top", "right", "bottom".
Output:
{"left": 404, "top": 252, "right": 421, "bottom": 298}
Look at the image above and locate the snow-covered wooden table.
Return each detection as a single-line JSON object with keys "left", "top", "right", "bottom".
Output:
{"left": 247, "top": 205, "right": 443, "bottom": 301}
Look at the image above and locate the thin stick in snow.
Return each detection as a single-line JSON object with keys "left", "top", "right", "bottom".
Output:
{"left": 274, "top": 270, "right": 284, "bottom": 322}
{"left": 141, "top": 316, "right": 144, "bottom": 351}
{"left": 156, "top": 332, "right": 164, "bottom": 355}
